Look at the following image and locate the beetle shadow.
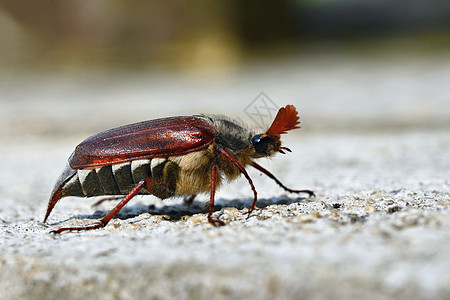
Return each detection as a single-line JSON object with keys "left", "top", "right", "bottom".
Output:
{"left": 49, "top": 195, "right": 312, "bottom": 225}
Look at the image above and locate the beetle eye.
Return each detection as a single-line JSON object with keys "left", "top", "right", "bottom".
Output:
{"left": 251, "top": 134, "right": 272, "bottom": 154}
{"left": 251, "top": 134, "right": 262, "bottom": 144}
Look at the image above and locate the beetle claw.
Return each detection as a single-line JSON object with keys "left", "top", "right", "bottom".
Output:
{"left": 208, "top": 216, "right": 225, "bottom": 227}
{"left": 243, "top": 206, "right": 256, "bottom": 220}
{"left": 50, "top": 220, "right": 106, "bottom": 234}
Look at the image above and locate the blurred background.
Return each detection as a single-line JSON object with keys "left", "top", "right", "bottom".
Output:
{"left": 0, "top": 0, "right": 450, "bottom": 138}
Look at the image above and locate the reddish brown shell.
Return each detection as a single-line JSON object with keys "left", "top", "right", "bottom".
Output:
{"left": 69, "top": 116, "right": 215, "bottom": 169}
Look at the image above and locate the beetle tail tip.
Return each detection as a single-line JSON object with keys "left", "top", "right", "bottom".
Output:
{"left": 44, "top": 184, "right": 64, "bottom": 224}
{"left": 43, "top": 212, "right": 51, "bottom": 223}
{"left": 43, "top": 205, "right": 53, "bottom": 224}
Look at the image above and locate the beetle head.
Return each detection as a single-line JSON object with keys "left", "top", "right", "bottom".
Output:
{"left": 250, "top": 105, "right": 300, "bottom": 158}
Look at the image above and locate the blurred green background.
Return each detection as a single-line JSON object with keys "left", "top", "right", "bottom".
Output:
{"left": 1, "top": 0, "right": 449, "bottom": 73}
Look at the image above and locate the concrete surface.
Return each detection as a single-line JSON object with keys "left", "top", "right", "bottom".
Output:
{"left": 0, "top": 53, "right": 449, "bottom": 299}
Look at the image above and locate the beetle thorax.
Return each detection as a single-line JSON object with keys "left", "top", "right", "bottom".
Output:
{"left": 208, "top": 116, "right": 252, "bottom": 152}
{"left": 208, "top": 115, "right": 281, "bottom": 161}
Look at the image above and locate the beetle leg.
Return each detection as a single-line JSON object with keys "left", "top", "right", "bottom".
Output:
{"left": 208, "top": 166, "right": 225, "bottom": 226}
{"left": 184, "top": 194, "right": 196, "bottom": 205}
{"left": 217, "top": 147, "right": 258, "bottom": 219}
{"left": 50, "top": 180, "right": 145, "bottom": 233}
{"left": 50, "top": 178, "right": 172, "bottom": 234}
{"left": 250, "top": 162, "right": 315, "bottom": 197}
{"left": 91, "top": 195, "right": 125, "bottom": 208}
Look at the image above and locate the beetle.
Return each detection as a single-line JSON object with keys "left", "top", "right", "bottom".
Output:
{"left": 44, "top": 104, "right": 314, "bottom": 233}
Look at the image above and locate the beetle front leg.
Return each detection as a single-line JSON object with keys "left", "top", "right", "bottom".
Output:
{"left": 217, "top": 147, "right": 258, "bottom": 219}
{"left": 208, "top": 166, "right": 225, "bottom": 227}
{"left": 251, "top": 162, "right": 315, "bottom": 197}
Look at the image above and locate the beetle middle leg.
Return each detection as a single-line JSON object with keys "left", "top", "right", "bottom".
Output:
{"left": 91, "top": 195, "right": 125, "bottom": 208}
{"left": 51, "top": 178, "right": 174, "bottom": 234}
{"left": 208, "top": 166, "right": 225, "bottom": 227}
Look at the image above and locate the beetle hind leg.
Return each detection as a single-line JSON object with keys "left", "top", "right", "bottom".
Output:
{"left": 50, "top": 178, "right": 175, "bottom": 234}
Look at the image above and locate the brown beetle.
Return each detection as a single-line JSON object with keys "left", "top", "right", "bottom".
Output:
{"left": 44, "top": 105, "right": 314, "bottom": 233}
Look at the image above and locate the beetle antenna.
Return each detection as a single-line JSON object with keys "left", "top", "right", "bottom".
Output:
{"left": 266, "top": 105, "right": 300, "bottom": 138}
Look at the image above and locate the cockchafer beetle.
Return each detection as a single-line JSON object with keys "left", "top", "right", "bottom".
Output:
{"left": 44, "top": 105, "right": 314, "bottom": 233}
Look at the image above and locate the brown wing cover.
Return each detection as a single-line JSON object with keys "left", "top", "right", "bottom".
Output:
{"left": 69, "top": 116, "right": 215, "bottom": 169}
